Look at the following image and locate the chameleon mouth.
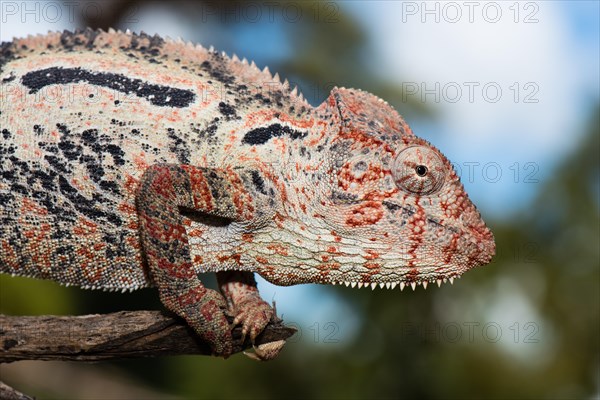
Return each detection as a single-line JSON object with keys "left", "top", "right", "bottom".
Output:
{"left": 329, "top": 275, "right": 460, "bottom": 291}
{"left": 255, "top": 261, "right": 468, "bottom": 289}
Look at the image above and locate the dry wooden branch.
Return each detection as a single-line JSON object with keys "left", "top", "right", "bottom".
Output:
{"left": 0, "top": 381, "right": 33, "bottom": 400}
{"left": 0, "top": 311, "right": 296, "bottom": 363}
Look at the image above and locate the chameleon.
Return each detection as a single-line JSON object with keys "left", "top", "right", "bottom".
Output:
{"left": 0, "top": 29, "right": 495, "bottom": 360}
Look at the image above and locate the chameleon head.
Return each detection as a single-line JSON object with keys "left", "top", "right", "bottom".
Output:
{"left": 254, "top": 87, "right": 495, "bottom": 289}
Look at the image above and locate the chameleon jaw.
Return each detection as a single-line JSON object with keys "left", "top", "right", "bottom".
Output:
{"left": 255, "top": 262, "right": 468, "bottom": 290}
{"left": 329, "top": 275, "right": 460, "bottom": 291}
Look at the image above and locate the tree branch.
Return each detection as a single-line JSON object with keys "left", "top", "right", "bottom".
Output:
{"left": 0, "top": 311, "right": 296, "bottom": 363}
{"left": 0, "top": 381, "right": 34, "bottom": 400}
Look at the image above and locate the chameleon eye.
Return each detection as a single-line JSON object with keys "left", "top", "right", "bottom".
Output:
{"left": 415, "top": 165, "right": 428, "bottom": 176}
{"left": 393, "top": 146, "right": 446, "bottom": 195}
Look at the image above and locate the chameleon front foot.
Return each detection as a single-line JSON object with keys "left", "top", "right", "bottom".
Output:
{"left": 232, "top": 296, "right": 274, "bottom": 343}
{"left": 215, "top": 271, "right": 283, "bottom": 360}
{"left": 232, "top": 296, "right": 287, "bottom": 361}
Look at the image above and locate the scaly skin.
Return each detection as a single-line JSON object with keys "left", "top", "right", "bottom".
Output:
{"left": 0, "top": 29, "right": 495, "bottom": 359}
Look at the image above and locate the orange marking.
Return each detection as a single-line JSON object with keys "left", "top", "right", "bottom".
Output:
{"left": 93, "top": 243, "right": 106, "bottom": 251}
{"left": 193, "top": 255, "right": 204, "bottom": 264}
{"left": 187, "top": 228, "right": 205, "bottom": 238}
{"left": 126, "top": 235, "right": 140, "bottom": 250}
{"left": 256, "top": 256, "right": 269, "bottom": 264}
{"left": 318, "top": 262, "right": 341, "bottom": 271}
{"left": 118, "top": 201, "right": 137, "bottom": 215}
{"left": 273, "top": 212, "right": 285, "bottom": 228}
{"left": 364, "top": 250, "right": 380, "bottom": 260}
{"left": 345, "top": 201, "right": 384, "bottom": 227}
{"left": 20, "top": 198, "right": 48, "bottom": 215}
{"left": 267, "top": 243, "right": 288, "bottom": 256}
{"left": 1, "top": 240, "right": 20, "bottom": 270}
{"left": 183, "top": 166, "right": 214, "bottom": 212}
{"left": 326, "top": 246, "right": 338, "bottom": 254}
{"left": 365, "top": 262, "right": 381, "bottom": 270}
{"left": 226, "top": 169, "right": 254, "bottom": 220}
{"left": 330, "top": 231, "right": 342, "bottom": 242}
{"left": 73, "top": 217, "right": 99, "bottom": 235}
{"left": 132, "top": 153, "right": 148, "bottom": 172}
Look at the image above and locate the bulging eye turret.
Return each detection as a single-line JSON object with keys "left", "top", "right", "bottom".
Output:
{"left": 393, "top": 146, "right": 446, "bottom": 195}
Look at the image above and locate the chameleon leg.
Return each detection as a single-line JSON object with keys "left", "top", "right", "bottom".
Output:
{"left": 217, "top": 271, "right": 285, "bottom": 361}
{"left": 217, "top": 271, "right": 274, "bottom": 339}
{"left": 136, "top": 164, "right": 255, "bottom": 357}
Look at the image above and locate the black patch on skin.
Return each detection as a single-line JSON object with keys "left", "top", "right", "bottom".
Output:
{"left": 250, "top": 170, "right": 268, "bottom": 195}
{"left": 354, "top": 161, "right": 368, "bottom": 171}
{"left": 1, "top": 73, "right": 15, "bottom": 83}
{"left": 382, "top": 201, "right": 414, "bottom": 228}
{"left": 331, "top": 191, "right": 359, "bottom": 203}
{"left": 242, "top": 123, "right": 307, "bottom": 145}
{"left": 33, "top": 125, "right": 44, "bottom": 135}
{"left": 166, "top": 127, "right": 190, "bottom": 164}
{"left": 81, "top": 129, "right": 124, "bottom": 193}
{"left": 269, "top": 90, "right": 286, "bottom": 108}
{"left": 203, "top": 170, "right": 235, "bottom": 216}
{"left": 0, "top": 41, "right": 16, "bottom": 68}
{"left": 191, "top": 119, "right": 219, "bottom": 145}
{"left": 34, "top": 124, "right": 124, "bottom": 226}
{"left": 58, "top": 175, "right": 109, "bottom": 220}
{"left": 383, "top": 201, "right": 415, "bottom": 218}
{"left": 254, "top": 93, "right": 271, "bottom": 105}
{"left": 218, "top": 102, "right": 237, "bottom": 119}
{"left": 21, "top": 67, "right": 195, "bottom": 108}
{"left": 1, "top": 128, "right": 11, "bottom": 139}
{"left": 427, "top": 217, "right": 444, "bottom": 228}
{"left": 200, "top": 60, "right": 235, "bottom": 86}
{"left": 59, "top": 28, "right": 99, "bottom": 51}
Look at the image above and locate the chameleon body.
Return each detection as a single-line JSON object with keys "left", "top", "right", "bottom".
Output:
{"left": 0, "top": 29, "right": 495, "bottom": 358}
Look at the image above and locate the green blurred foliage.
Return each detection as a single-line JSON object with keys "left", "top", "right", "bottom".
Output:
{"left": 1, "top": 1, "right": 598, "bottom": 399}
